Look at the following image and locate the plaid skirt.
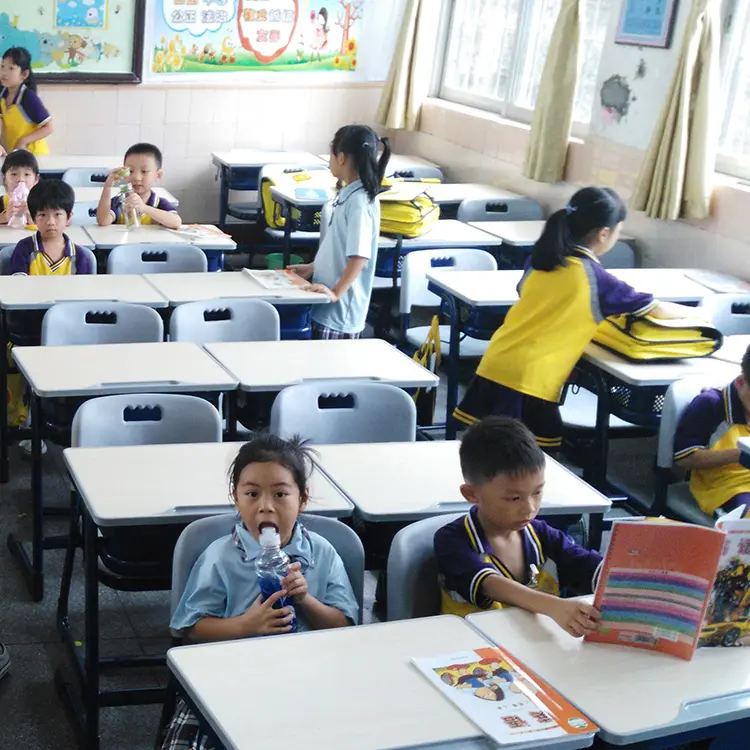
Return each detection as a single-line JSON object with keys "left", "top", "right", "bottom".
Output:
{"left": 160, "top": 698, "right": 216, "bottom": 750}
{"left": 311, "top": 322, "right": 362, "bottom": 340}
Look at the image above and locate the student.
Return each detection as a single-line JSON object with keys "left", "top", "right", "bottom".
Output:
{"left": 454, "top": 186, "right": 697, "bottom": 450}
{"left": 161, "top": 434, "right": 358, "bottom": 750}
{"left": 0, "top": 642, "right": 8, "bottom": 682}
{"left": 0, "top": 148, "right": 39, "bottom": 225}
{"left": 96, "top": 142, "right": 181, "bottom": 230}
{"left": 287, "top": 124, "right": 390, "bottom": 339}
{"left": 673, "top": 344, "right": 750, "bottom": 518}
{"left": 434, "top": 416, "right": 603, "bottom": 638}
{"left": 0, "top": 47, "right": 52, "bottom": 155}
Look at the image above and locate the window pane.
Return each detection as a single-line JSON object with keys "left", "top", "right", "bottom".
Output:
{"left": 720, "top": 5, "right": 750, "bottom": 161}
{"left": 575, "top": 0, "right": 613, "bottom": 122}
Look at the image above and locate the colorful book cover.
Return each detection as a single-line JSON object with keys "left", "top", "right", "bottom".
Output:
{"left": 413, "top": 646, "right": 597, "bottom": 746}
{"left": 585, "top": 520, "right": 725, "bottom": 660}
{"left": 294, "top": 187, "right": 331, "bottom": 201}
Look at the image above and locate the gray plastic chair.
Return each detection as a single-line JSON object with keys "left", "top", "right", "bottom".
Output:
{"left": 699, "top": 294, "right": 750, "bottom": 335}
{"left": 71, "top": 393, "right": 222, "bottom": 448}
{"left": 41, "top": 301, "right": 164, "bottom": 346}
{"left": 386, "top": 513, "right": 462, "bottom": 621}
{"left": 61, "top": 168, "right": 109, "bottom": 187}
{"left": 169, "top": 298, "right": 280, "bottom": 343}
{"left": 107, "top": 243, "right": 207, "bottom": 274}
{"left": 271, "top": 380, "right": 417, "bottom": 443}
{"left": 457, "top": 197, "right": 544, "bottom": 222}
{"left": 170, "top": 512, "right": 365, "bottom": 630}
{"left": 71, "top": 200, "right": 99, "bottom": 226}
{"left": 601, "top": 240, "right": 637, "bottom": 269}
{"left": 388, "top": 165, "right": 444, "bottom": 182}
{"left": 0, "top": 242, "right": 97, "bottom": 274}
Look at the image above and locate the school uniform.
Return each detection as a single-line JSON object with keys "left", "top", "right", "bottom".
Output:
{"left": 434, "top": 506, "right": 603, "bottom": 617}
{"left": 674, "top": 382, "right": 750, "bottom": 515}
{"left": 10, "top": 232, "right": 92, "bottom": 276}
{"left": 108, "top": 190, "right": 178, "bottom": 225}
{"left": 455, "top": 247, "right": 656, "bottom": 447}
{"left": 311, "top": 179, "right": 379, "bottom": 338}
{"left": 0, "top": 84, "right": 50, "bottom": 155}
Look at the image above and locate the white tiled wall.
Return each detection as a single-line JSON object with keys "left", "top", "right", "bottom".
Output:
{"left": 40, "top": 82, "right": 384, "bottom": 223}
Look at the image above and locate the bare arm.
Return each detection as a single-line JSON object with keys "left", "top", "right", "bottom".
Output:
{"left": 16, "top": 121, "right": 53, "bottom": 150}
{"left": 96, "top": 168, "right": 121, "bottom": 226}
{"left": 142, "top": 205, "right": 182, "bottom": 230}
{"left": 676, "top": 448, "right": 741, "bottom": 472}
{"left": 306, "top": 256, "right": 368, "bottom": 301}
{"left": 295, "top": 594, "right": 350, "bottom": 630}
{"left": 649, "top": 301, "right": 708, "bottom": 320}
{"left": 188, "top": 615, "right": 253, "bottom": 643}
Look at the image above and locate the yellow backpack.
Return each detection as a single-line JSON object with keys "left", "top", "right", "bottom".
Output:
{"left": 378, "top": 181, "right": 440, "bottom": 238}
{"left": 260, "top": 169, "right": 336, "bottom": 231}
{"left": 411, "top": 315, "right": 442, "bottom": 425}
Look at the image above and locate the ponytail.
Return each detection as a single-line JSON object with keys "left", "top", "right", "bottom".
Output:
{"left": 531, "top": 186, "right": 627, "bottom": 272}
{"left": 330, "top": 124, "right": 391, "bottom": 201}
{"left": 2, "top": 47, "right": 36, "bottom": 92}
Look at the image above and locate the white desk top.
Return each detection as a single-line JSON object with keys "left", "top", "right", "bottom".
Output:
{"left": 205, "top": 339, "right": 439, "bottom": 392}
{"left": 426, "top": 183, "right": 522, "bottom": 205}
{"left": 318, "top": 153, "right": 440, "bottom": 174}
{"left": 712, "top": 334, "right": 750, "bottom": 365}
{"left": 0, "top": 273, "right": 168, "bottom": 311}
{"left": 212, "top": 150, "right": 322, "bottom": 168}
{"left": 0, "top": 185, "right": 179, "bottom": 207}
{"left": 64, "top": 441, "right": 352, "bottom": 527}
{"left": 379, "top": 220, "right": 502, "bottom": 250}
{"left": 314, "top": 442, "right": 610, "bottom": 521}
{"left": 168, "top": 616, "right": 496, "bottom": 750}
{"left": 468, "top": 606, "right": 750, "bottom": 744}
{"left": 83, "top": 224, "right": 234, "bottom": 251}
{"left": 13, "top": 341, "right": 237, "bottom": 399}
{"left": 470, "top": 220, "right": 546, "bottom": 246}
{"left": 270, "top": 182, "right": 335, "bottom": 207}
{"left": 0, "top": 225, "right": 93, "bottom": 248}
{"left": 143, "top": 270, "right": 328, "bottom": 306}
{"left": 611, "top": 268, "right": 711, "bottom": 303}
{"left": 35, "top": 154, "right": 120, "bottom": 172}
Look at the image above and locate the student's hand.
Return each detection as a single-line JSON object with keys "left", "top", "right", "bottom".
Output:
{"left": 240, "top": 590, "right": 295, "bottom": 636}
{"left": 104, "top": 168, "right": 125, "bottom": 188}
{"left": 549, "top": 599, "right": 601, "bottom": 638}
{"left": 124, "top": 191, "right": 146, "bottom": 215}
{"left": 286, "top": 263, "right": 314, "bottom": 280}
{"left": 304, "top": 282, "right": 338, "bottom": 302}
{"left": 282, "top": 562, "right": 309, "bottom": 603}
{"left": 0, "top": 145, "right": 6, "bottom": 157}
{"left": 14, "top": 137, "right": 28, "bottom": 150}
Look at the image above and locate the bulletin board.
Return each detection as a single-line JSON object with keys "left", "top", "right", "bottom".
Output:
{"left": 0, "top": 1, "right": 146, "bottom": 83}
{"left": 149, "top": 0, "right": 366, "bottom": 75}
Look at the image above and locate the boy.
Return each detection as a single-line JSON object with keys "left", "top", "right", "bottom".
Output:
{"left": 0, "top": 148, "right": 39, "bottom": 225}
{"left": 96, "top": 142, "right": 181, "bottom": 230}
{"left": 434, "top": 416, "right": 603, "bottom": 638}
{"left": 673, "top": 344, "right": 750, "bottom": 517}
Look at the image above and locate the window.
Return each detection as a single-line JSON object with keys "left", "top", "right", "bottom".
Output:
{"left": 439, "top": 0, "right": 613, "bottom": 126}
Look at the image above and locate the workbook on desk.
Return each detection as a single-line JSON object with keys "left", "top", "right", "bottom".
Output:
{"left": 244, "top": 269, "right": 306, "bottom": 290}
{"left": 413, "top": 646, "right": 597, "bottom": 745}
{"left": 586, "top": 509, "right": 750, "bottom": 659}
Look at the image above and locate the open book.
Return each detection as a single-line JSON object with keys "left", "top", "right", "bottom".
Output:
{"left": 413, "top": 646, "right": 597, "bottom": 746}
{"left": 244, "top": 269, "right": 307, "bottom": 290}
{"left": 585, "top": 507, "right": 750, "bottom": 659}
{"left": 168, "top": 224, "right": 232, "bottom": 241}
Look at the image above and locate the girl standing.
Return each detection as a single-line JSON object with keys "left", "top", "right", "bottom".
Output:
{"left": 288, "top": 124, "right": 390, "bottom": 339}
{"left": 0, "top": 47, "right": 53, "bottom": 156}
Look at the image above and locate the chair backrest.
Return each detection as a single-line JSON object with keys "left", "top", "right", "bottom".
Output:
{"left": 61, "top": 168, "right": 109, "bottom": 187}
{"left": 400, "top": 247, "right": 497, "bottom": 315}
{"left": 71, "top": 393, "right": 222, "bottom": 448}
{"left": 107, "top": 244, "right": 207, "bottom": 274}
{"left": 271, "top": 380, "right": 417, "bottom": 443}
{"left": 170, "top": 512, "right": 365, "bottom": 627}
{"left": 456, "top": 197, "right": 544, "bottom": 222}
{"left": 388, "top": 165, "right": 444, "bottom": 182}
{"left": 699, "top": 294, "right": 750, "bottom": 335}
{"left": 41, "top": 301, "right": 164, "bottom": 346}
{"left": 387, "top": 513, "right": 463, "bottom": 621}
{"left": 71, "top": 201, "right": 99, "bottom": 226}
{"left": 601, "top": 241, "right": 637, "bottom": 269}
{"left": 0, "top": 242, "right": 97, "bottom": 274}
{"left": 169, "top": 298, "right": 280, "bottom": 343}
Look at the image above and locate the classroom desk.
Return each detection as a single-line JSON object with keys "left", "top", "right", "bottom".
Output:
{"left": 313, "top": 441, "right": 610, "bottom": 548}
{"left": 8, "top": 341, "right": 238, "bottom": 601}
{"left": 0, "top": 185, "right": 179, "bottom": 206}
{"left": 0, "top": 225, "right": 94, "bottom": 247}
{"left": 468, "top": 606, "right": 750, "bottom": 747}
{"left": 168, "top": 614, "right": 593, "bottom": 750}
{"left": 426, "top": 183, "right": 522, "bottom": 219}
{"left": 35, "top": 154, "right": 120, "bottom": 176}
{"left": 470, "top": 220, "right": 546, "bottom": 247}
{"left": 712, "top": 334, "right": 750, "bottom": 365}
{"left": 317, "top": 152, "right": 441, "bottom": 175}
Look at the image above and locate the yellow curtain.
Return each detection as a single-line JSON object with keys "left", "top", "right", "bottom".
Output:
{"left": 376, "top": 0, "right": 436, "bottom": 131}
{"left": 631, "top": 0, "right": 721, "bottom": 220}
{"left": 522, "top": 0, "right": 581, "bottom": 183}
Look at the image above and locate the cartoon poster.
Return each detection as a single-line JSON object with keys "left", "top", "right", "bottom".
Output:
{"left": 150, "top": 0, "right": 366, "bottom": 75}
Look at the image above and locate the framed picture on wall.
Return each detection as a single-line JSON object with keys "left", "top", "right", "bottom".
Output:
{"left": 615, "top": 0, "right": 679, "bottom": 48}
{"left": 0, "top": 0, "right": 146, "bottom": 83}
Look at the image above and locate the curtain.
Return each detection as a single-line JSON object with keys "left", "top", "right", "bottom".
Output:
{"left": 631, "top": 0, "right": 722, "bottom": 220}
{"left": 522, "top": 0, "right": 581, "bottom": 183}
{"left": 376, "top": 0, "right": 436, "bottom": 131}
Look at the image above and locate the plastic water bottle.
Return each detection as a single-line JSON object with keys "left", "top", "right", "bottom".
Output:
{"left": 255, "top": 527, "right": 297, "bottom": 633}
{"left": 115, "top": 168, "right": 140, "bottom": 229}
{"left": 7, "top": 183, "right": 30, "bottom": 229}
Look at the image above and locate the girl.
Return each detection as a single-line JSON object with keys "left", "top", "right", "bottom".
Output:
{"left": 160, "top": 434, "right": 358, "bottom": 750}
{"left": 0, "top": 47, "right": 53, "bottom": 156}
{"left": 454, "top": 186, "right": 696, "bottom": 450}
{"left": 288, "top": 124, "right": 390, "bottom": 339}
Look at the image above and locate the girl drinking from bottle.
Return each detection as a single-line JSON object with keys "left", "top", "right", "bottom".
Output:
{"left": 0, "top": 48, "right": 53, "bottom": 155}
{"left": 161, "top": 434, "right": 357, "bottom": 750}
{"left": 454, "top": 186, "right": 696, "bottom": 450}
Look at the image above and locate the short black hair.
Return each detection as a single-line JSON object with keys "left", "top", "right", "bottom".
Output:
{"left": 27, "top": 179, "right": 75, "bottom": 218}
{"left": 123, "top": 142, "right": 163, "bottom": 169}
{"left": 742, "top": 345, "right": 750, "bottom": 383}
{"left": 459, "top": 416, "right": 545, "bottom": 485}
{"left": 2, "top": 149, "right": 39, "bottom": 176}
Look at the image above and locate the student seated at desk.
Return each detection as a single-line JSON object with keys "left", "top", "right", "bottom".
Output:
{"left": 96, "top": 142, "right": 181, "bottom": 230}
{"left": 674, "top": 345, "right": 750, "bottom": 518}
{"left": 0, "top": 148, "right": 39, "bottom": 226}
{"left": 434, "top": 417, "right": 603, "bottom": 638}
{"left": 160, "top": 434, "right": 358, "bottom": 750}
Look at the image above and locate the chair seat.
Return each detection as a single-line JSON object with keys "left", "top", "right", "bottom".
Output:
{"left": 372, "top": 276, "right": 401, "bottom": 290}
{"left": 666, "top": 483, "right": 714, "bottom": 527}
{"left": 227, "top": 202, "right": 259, "bottom": 221}
{"left": 405, "top": 324, "right": 488, "bottom": 358}
{"left": 264, "top": 228, "right": 320, "bottom": 243}
{"left": 560, "top": 387, "right": 638, "bottom": 430}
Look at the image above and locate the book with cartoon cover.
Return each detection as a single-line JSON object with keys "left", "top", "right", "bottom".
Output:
{"left": 412, "top": 646, "right": 597, "bottom": 746}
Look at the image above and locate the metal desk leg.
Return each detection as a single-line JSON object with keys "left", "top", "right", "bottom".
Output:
{"left": 588, "top": 513, "right": 604, "bottom": 551}
{"left": 282, "top": 199, "right": 293, "bottom": 268}
{"left": 1, "top": 310, "right": 8, "bottom": 484}
{"left": 226, "top": 390, "right": 238, "bottom": 441}
{"left": 218, "top": 165, "right": 229, "bottom": 231}
{"left": 584, "top": 368, "right": 611, "bottom": 492}
{"left": 83, "top": 507, "right": 101, "bottom": 750}
{"left": 445, "top": 294, "right": 461, "bottom": 440}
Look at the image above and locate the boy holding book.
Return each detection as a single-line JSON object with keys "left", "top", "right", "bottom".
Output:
{"left": 434, "top": 416, "right": 603, "bottom": 638}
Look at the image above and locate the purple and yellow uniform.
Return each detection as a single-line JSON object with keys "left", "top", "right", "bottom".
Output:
{"left": 0, "top": 84, "right": 50, "bottom": 155}
{"left": 10, "top": 233, "right": 92, "bottom": 276}
{"left": 434, "top": 506, "right": 603, "bottom": 617}
{"left": 109, "top": 190, "right": 177, "bottom": 226}
{"left": 674, "top": 382, "right": 750, "bottom": 514}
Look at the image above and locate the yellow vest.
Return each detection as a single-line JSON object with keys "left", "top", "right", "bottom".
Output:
{"left": 0, "top": 88, "right": 49, "bottom": 155}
